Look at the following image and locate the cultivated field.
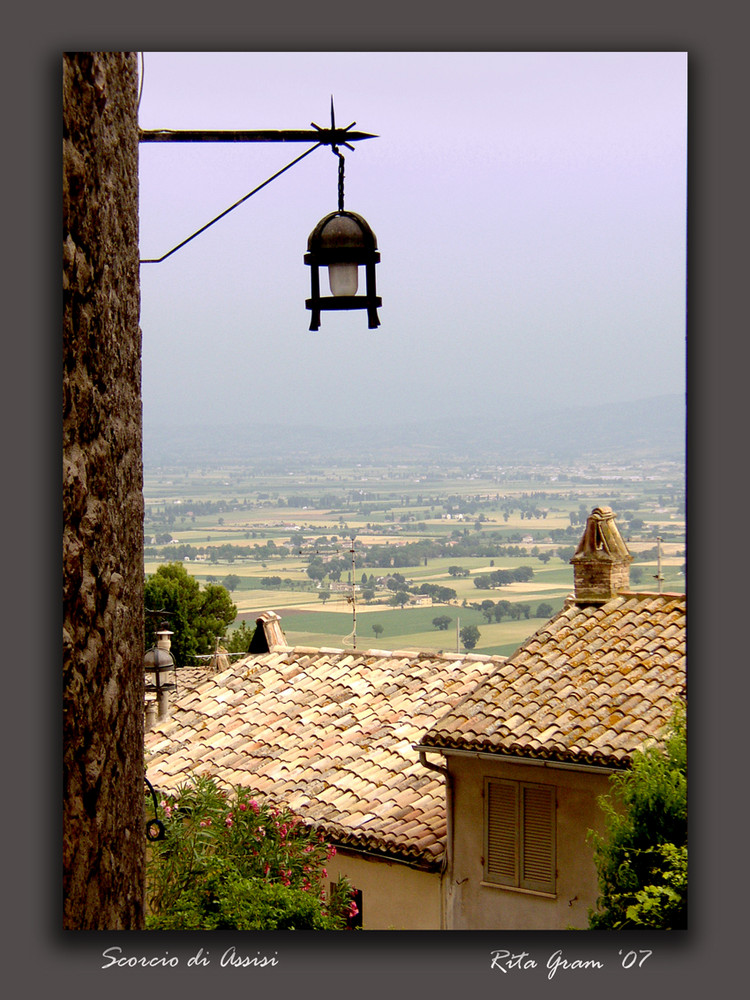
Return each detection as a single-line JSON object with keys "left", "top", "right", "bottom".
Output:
{"left": 144, "top": 452, "right": 685, "bottom": 659}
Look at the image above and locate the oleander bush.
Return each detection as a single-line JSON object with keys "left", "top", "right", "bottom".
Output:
{"left": 146, "top": 774, "right": 357, "bottom": 930}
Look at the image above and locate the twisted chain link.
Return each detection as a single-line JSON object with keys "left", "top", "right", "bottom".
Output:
{"left": 334, "top": 147, "right": 345, "bottom": 212}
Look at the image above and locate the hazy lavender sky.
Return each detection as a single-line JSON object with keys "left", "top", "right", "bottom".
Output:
{"left": 137, "top": 51, "right": 687, "bottom": 432}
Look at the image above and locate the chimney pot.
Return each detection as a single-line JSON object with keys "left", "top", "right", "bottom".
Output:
{"left": 571, "top": 506, "right": 632, "bottom": 604}
{"left": 249, "top": 611, "right": 287, "bottom": 653}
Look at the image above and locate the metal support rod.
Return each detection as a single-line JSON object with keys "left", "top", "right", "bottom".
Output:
{"left": 139, "top": 102, "right": 376, "bottom": 264}
{"left": 139, "top": 127, "right": 377, "bottom": 145}
{"left": 140, "top": 142, "right": 322, "bottom": 263}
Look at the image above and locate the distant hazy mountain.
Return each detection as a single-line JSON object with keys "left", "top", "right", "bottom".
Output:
{"left": 143, "top": 393, "right": 685, "bottom": 470}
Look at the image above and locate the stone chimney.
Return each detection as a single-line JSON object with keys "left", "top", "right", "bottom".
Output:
{"left": 248, "top": 611, "right": 288, "bottom": 653}
{"left": 570, "top": 506, "right": 632, "bottom": 605}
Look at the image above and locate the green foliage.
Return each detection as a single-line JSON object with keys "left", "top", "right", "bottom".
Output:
{"left": 144, "top": 563, "right": 236, "bottom": 665}
{"left": 225, "top": 619, "right": 256, "bottom": 654}
{"left": 146, "top": 775, "right": 357, "bottom": 930}
{"left": 624, "top": 843, "right": 687, "bottom": 929}
{"left": 588, "top": 702, "right": 687, "bottom": 929}
{"left": 460, "top": 623, "right": 481, "bottom": 649}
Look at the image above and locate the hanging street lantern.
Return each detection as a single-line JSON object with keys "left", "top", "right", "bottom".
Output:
{"left": 144, "top": 624, "right": 176, "bottom": 724}
{"left": 305, "top": 209, "right": 381, "bottom": 330}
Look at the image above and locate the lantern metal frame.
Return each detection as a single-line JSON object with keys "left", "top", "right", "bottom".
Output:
{"left": 305, "top": 210, "right": 381, "bottom": 331}
{"left": 144, "top": 626, "right": 176, "bottom": 721}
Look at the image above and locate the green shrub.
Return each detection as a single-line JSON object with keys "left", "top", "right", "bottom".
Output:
{"left": 146, "top": 775, "right": 357, "bottom": 930}
{"left": 588, "top": 702, "right": 687, "bottom": 929}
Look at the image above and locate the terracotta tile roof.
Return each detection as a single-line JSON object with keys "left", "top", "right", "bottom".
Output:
{"left": 419, "top": 593, "right": 686, "bottom": 768}
{"left": 145, "top": 646, "right": 501, "bottom": 869}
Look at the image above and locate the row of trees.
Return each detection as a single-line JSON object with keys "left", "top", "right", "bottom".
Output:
{"left": 471, "top": 599, "right": 555, "bottom": 623}
{"left": 473, "top": 566, "right": 535, "bottom": 589}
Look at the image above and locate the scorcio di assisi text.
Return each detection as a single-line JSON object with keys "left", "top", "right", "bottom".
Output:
{"left": 101, "top": 946, "right": 279, "bottom": 969}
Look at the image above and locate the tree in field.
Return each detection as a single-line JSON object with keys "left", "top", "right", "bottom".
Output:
{"left": 222, "top": 573, "right": 241, "bottom": 592}
{"left": 432, "top": 615, "right": 452, "bottom": 631}
{"left": 306, "top": 560, "right": 327, "bottom": 583}
{"left": 372, "top": 623, "right": 384, "bottom": 639}
{"left": 460, "top": 624, "right": 481, "bottom": 650}
{"left": 144, "top": 563, "right": 237, "bottom": 666}
{"left": 389, "top": 591, "right": 410, "bottom": 609}
{"left": 536, "top": 602, "right": 554, "bottom": 619}
{"left": 587, "top": 702, "right": 686, "bottom": 929}
{"left": 480, "top": 600, "right": 495, "bottom": 623}
{"left": 494, "top": 600, "right": 512, "bottom": 622}
{"left": 318, "top": 590, "right": 331, "bottom": 604}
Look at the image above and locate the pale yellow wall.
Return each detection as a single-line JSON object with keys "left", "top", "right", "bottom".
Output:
{"left": 444, "top": 754, "right": 612, "bottom": 930}
{"left": 326, "top": 850, "right": 441, "bottom": 930}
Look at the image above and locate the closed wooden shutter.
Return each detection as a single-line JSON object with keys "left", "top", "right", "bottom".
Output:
{"left": 485, "top": 779, "right": 518, "bottom": 885}
{"left": 485, "top": 778, "right": 555, "bottom": 893}
{"left": 520, "top": 783, "right": 555, "bottom": 893}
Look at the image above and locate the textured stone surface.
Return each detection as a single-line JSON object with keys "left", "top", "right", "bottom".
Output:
{"left": 63, "top": 52, "right": 145, "bottom": 929}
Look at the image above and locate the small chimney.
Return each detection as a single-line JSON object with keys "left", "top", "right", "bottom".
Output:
{"left": 570, "top": 506, "right": 632, "bottom": 605}
{"left": 248, "top": 611, "right": 287, "bottom": 653}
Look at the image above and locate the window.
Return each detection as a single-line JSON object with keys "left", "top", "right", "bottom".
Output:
{"left": 484, "top": 778, "right": 556, "bottom": 894}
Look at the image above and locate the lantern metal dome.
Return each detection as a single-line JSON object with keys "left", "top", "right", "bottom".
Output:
{"left": 305, "top": 209, "right": 381, "bottom": 331}
{"left": 144, "top": 625, "right": 176, "bottom": 723}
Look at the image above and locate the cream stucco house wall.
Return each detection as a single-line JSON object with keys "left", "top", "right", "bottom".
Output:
{"left": 435, "top": 754, "right": 611, "bottom": 929}
{"left": 418, "top": 507, "right": 686, "bottom": 930}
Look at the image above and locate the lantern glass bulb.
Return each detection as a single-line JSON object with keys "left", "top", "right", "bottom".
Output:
{"left": 328, "top": 262, "right": 359, "bottom": 296}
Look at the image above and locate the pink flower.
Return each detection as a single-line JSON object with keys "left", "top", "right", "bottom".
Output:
{"left": 239, "top": 802, "right": 247, "bottom": 812}
{"left": 225, "top": 816, "right": 233, "bottom": 827}
{"left": 199, "top": 819, "right": 211, "bottom": 827}
{"left": 249, "top": 799, "right": 260, "bottom": 814}
{"left": 326, "top": 846, "right": 337, "bottom": 859}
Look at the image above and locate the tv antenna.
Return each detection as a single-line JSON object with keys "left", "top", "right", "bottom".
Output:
{"left": 342, "top": 535, "right": 357, "bottom": 649}
{"left": 654, "top": 536, "right": 664, "bottom": 593}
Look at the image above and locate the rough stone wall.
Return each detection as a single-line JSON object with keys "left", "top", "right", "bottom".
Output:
{"left": 63, "top": 52, "right": 145, "bottom": 929}
{"left": 572, "top": 559, "right": 631, "bottom": 604}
